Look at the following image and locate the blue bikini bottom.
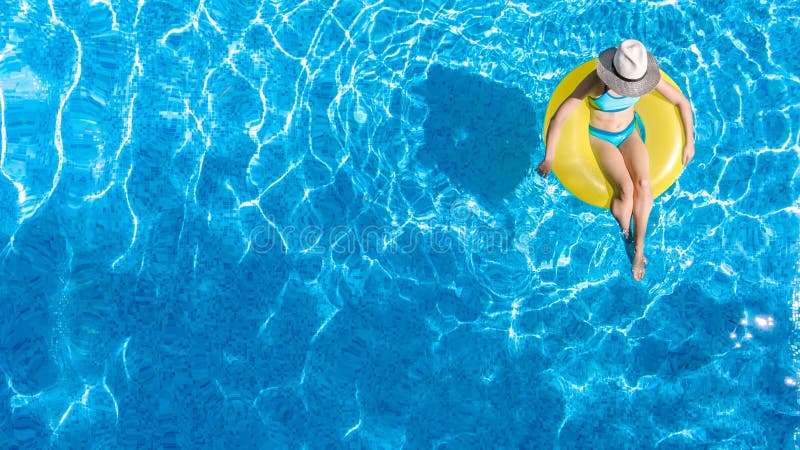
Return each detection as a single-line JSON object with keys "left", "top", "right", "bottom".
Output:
{"left": 588, "top": 112, "right": 647, "bottom": 148}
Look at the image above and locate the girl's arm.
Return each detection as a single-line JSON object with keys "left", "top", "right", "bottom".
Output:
{"left": 537, "top": 70, "right": 600, "bottom": 177}
{"left": 655, "top": 78, "right": 695, "bottom": 166}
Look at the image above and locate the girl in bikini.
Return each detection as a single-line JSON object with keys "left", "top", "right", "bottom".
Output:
{"left": 536, "top": 40, "right": 696, "bottom": 281}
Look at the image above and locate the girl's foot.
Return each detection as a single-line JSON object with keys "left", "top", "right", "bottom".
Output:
{"left": 632, "top": 251, "right": 648, "bottom": 281}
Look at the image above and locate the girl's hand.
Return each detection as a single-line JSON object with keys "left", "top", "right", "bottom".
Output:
{"left": 536, "top": 158, "right": 554, "bottom": 177}
{"left": 682, "top": 143, "right": 695, "bottom": 166}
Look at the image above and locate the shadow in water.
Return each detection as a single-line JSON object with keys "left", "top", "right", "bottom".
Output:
{"left": 414, "top": 65, "right": 538, "bottom": 208}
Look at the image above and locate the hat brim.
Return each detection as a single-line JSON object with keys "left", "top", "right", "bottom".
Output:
{"left": 596, "top": 47, "right": 661, "bottom": 97}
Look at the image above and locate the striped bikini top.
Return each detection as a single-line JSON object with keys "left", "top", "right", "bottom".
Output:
{"left": 588, "top": 86, "right": 639, "bottom": 113}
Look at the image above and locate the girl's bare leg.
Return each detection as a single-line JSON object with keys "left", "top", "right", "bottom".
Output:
{"left": 589, "top": 136, "right": 635, "bottom": 238}
{"left": 619, "top": 130, "right": 653, "bottom": 281}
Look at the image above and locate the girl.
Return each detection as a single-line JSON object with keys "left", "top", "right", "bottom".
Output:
{"left": 537, "top": 40, "right": 695, "bottom": 281}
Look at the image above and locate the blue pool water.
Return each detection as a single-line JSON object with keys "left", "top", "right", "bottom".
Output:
{"left": 1, "top": 0, "right": 799, "bottom": 448}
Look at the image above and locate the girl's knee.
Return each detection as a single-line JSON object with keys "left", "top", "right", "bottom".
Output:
{"left": 635, "top": 179, "right": 653, "bottom": 199}
{"left": 617, "top": 181, "right": 635, "bottom": 202}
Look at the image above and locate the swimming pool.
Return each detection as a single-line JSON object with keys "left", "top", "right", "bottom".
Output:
{"left": 1, "top": 0, "right": 798, "bottom": 447}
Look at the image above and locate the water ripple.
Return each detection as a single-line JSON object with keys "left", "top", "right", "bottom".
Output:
{"left": 0, "top": 0, "right": 798, "bottom": 447}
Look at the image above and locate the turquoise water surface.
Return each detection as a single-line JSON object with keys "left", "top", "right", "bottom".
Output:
{"left": 1, "top": 0, "right": 798, "bottom": 448}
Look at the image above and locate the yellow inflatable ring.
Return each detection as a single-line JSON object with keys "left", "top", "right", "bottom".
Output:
{"left": 543, "top": 59, "right": 686, "bottom": 208}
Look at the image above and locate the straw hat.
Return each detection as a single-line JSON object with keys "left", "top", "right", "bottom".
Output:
{"left": 596, "top": 39, "right": 661, "bottom": 97}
